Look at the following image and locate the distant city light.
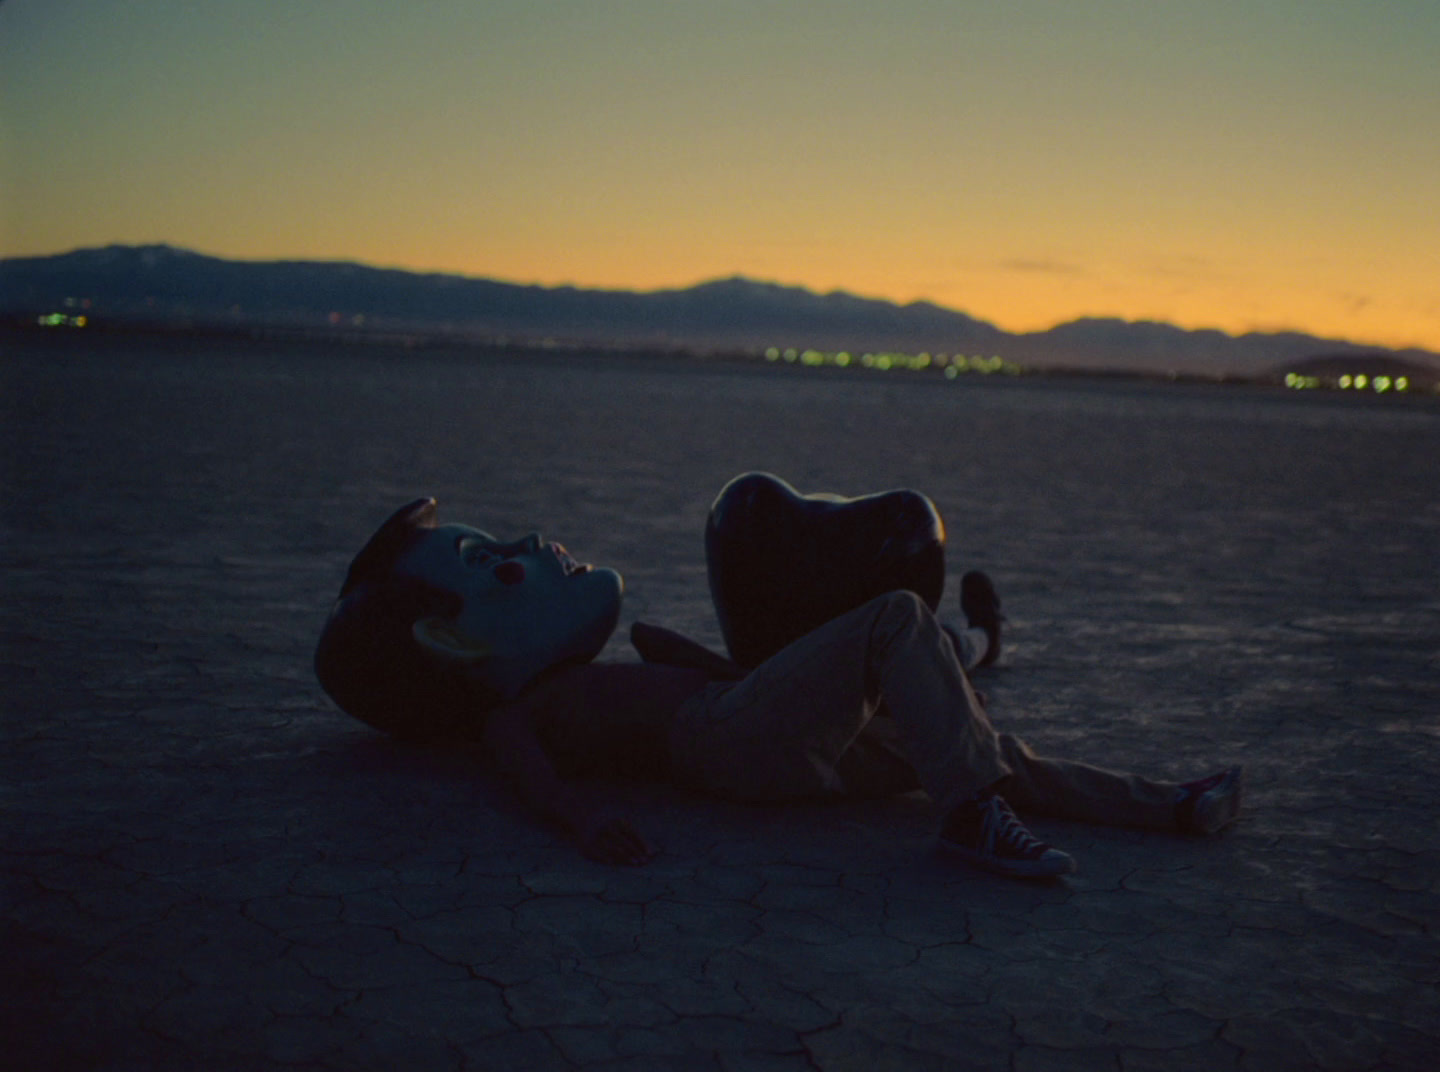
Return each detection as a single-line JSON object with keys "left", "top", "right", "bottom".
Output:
{"left": 1288, "top": 369, "right": 1418, "bottom": 393}
{"left": 36, "top": 312, "right": 89, "bottom": 328}
{"left": 758, "top": 345, "right": 1022, "bottom": 379}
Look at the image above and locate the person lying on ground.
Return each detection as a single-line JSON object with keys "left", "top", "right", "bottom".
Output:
{"left": 315, "top": 498, "right": 1243, "bottom": 878}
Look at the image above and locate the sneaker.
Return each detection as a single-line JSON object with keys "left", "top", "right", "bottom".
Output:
{"left": 960, "top": 571, "right": 1004, "bottom": 668}
{"left": 939, "top": 794, "right": 1077, "bottom": 878}
{"left": 1175, "top": 766, "right": 1244, "bottom": 834}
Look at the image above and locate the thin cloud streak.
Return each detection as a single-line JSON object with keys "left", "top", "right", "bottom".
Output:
{"left": 996, "top": 260, "right": 1088, "bottom": 277}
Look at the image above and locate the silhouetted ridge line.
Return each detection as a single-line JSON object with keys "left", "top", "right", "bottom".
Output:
{"left": 2, "top": 244, "right": 1435, "bottom": 378}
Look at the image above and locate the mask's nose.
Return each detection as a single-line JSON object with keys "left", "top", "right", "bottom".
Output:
{"left": 495, "top": 561, "right": 526, "bottom": 585}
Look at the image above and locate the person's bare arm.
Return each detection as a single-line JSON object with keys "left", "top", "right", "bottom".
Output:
{"left": 479, "top": 677, "right": 655, "bottom": 865}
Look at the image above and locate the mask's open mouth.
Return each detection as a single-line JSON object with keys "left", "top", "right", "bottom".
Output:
{"left": 551, "top": 543, "right": 592, "bottom": 576}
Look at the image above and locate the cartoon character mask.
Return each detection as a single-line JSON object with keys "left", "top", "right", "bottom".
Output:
{"left": 391, "top": 500, "right": 624, "bottom": 699}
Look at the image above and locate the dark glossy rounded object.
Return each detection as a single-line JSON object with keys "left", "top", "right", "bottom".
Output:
{"left": 705, "top": 472, "right": 947, "bottom": 668}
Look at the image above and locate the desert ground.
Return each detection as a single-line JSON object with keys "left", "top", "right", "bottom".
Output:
{"left": 3, "top": 334, "right": 1437, "bottom": 1069}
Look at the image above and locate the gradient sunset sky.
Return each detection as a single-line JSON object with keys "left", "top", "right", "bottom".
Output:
{"left": 3, "top": 1, "right": 1437, "bottom": 351}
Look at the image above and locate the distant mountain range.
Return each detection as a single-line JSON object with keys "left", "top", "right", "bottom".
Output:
{"left": 3, "top": 244, "right": 1436, "bottom": 379}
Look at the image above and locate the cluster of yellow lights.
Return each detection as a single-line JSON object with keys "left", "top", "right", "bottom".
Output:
{"left": 764, "top": 348, "right": 1019, "bottom": 377}
{"left": 1284, "top": 372, "right": 1410, "bottom": 393}
{"left": 36, "top": 312, "right": 88, "bottom": 328}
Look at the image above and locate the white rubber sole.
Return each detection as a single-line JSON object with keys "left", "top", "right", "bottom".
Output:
{"left": 1192, "top": 766, "right": 1245, "bottom": 834}
{"left": 939, "top": 839, "right": 1078, "bottom": 878}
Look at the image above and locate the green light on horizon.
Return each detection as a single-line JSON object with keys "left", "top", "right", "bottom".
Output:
{"left": 35, "top": 312, "right": 90, "bottom": 328}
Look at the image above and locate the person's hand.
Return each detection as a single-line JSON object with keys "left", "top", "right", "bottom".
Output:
{"left": 575, "top": 812, "right": 655, "bottom": 866}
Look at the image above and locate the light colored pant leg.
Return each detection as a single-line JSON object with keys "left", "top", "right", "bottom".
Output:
{"left": 996, "top": 734, "right": 1181, "bottom": 830}
{"left": 947, "top": 624, "right": 991, "bottom": 671}
{"left": 670, "top": 591, "right": 1009, "bottom": 810}
{"left": 670, "top": 591, "right": 1185, "bottom": 830}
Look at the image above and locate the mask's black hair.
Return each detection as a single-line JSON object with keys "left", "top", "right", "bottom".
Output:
{"left": 315, "top": 498, "right": 500, "bottom": 741}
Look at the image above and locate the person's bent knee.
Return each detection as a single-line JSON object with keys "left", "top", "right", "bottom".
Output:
{"left": 872, "top": 588, "right": 931, "bottom": 623}
{"left": 867, "top": 589, "right": 942, "bottom": 652}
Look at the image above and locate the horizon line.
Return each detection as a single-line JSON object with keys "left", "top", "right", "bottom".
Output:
{"left": 6, "top": 240, "right": 1436, "bottom": 358}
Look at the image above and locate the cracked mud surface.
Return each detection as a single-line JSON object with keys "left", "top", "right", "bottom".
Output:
{"left": 4, "top": 336, "right": 1438, "bottom": 1069}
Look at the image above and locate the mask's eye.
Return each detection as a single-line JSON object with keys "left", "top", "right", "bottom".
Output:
{"left": 461, "top": 542, "right": 499, "bottom": 568}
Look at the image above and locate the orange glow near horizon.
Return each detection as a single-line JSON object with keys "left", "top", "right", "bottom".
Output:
{"left": 3, "top": 2, "right": 1438, "bottom": 353}
{"left": 323, "top": 238, "right": 1437, "bottom": 353}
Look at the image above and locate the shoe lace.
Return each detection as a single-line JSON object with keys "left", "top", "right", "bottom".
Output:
{"left": 981, "top": 796, "right": 1046, "bottom": 859}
